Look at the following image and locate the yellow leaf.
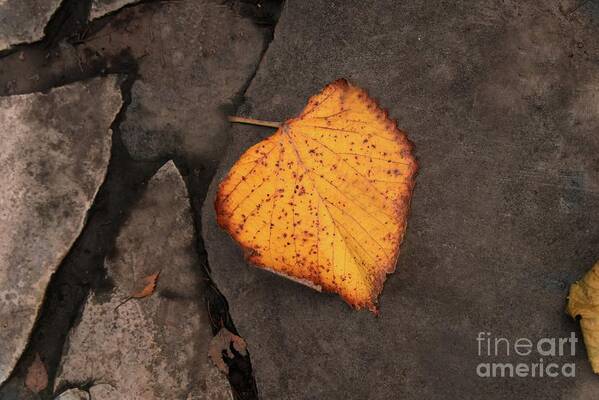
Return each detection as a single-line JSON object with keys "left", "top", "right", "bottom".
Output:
{"left": 132, "top": 271, "right": 160, "bottom": 298}
{"left": 216, "top": 79, "right": 418, "bottom": 312}
{"left": 25, "top": 353, "right": 47, "bottom": 393}
{"left": 567, "top": 260, "right": 599, "bottom": 373}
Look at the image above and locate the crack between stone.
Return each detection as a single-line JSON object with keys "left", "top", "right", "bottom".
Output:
{"left": 0, "top": 0, "right": 92, "bottom": 59}
{"left": 0, "top": 0, "right": 175, "bottom": 60}
{"left": 229, "top": 0, "right": 285, "bottom": 116}
{"left": 177, "top": 2, "right": 286, "bottom": 399}
{"left": 0, "top": 64, "right": 164, "bottom": 399}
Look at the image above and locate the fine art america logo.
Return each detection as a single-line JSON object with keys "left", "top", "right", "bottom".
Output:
{"left": 476, "top": 332, "right": 578, "bottom": 378}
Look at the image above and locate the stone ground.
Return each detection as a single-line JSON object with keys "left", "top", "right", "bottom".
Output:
{"left": 2, "top": 0, "right": 599, "bottom": 399}
{"left": 0, "top": 1, "right": 280, "bottom": 399}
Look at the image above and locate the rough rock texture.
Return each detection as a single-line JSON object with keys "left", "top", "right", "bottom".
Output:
{"left": 95, "top": 0, "right": 267, "bottom": 164}
{"left": 90, "top": 0, "right": 139, "bottom": 20}
{"left": 55, "top": 161, "right": 231, "bottom": 400}
{"left": 0, "top": 77, "right": 121, "bottom": 387}
{"left": 0, "top": 0, "right": 271, "bottom": 203}
{"left": 55, "top": 388, "right": 90, "bottom": 400}
{"left": 0, "top": 0, "right": 62, "bottom": 52}
{"left": 204, "top": 1, "right": 599, "bottom": 399}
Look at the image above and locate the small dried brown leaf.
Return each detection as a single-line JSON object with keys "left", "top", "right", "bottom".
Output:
{"left": 208, "top": 327, "right": 248, "bottom": 374}
{"left": 25, "top": 353, "right": 47, "bottom": 393}
{"left": 132, "top": 271, "right": 160, "bottom": 298}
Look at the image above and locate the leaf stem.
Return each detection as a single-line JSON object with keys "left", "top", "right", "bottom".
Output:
{"left": 228, "top": 116, "right": 282, "bottom": 128}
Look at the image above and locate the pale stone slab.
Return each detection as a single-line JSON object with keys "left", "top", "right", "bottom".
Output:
{"left": 55, "top": 161, "right": 231, "bottom": 400}
{"left": 0, "top": 0, "right": 63, "bottom": 51}
{"left": 89, "top": 0, "right": 139, "bottom": 20}
{"left": 0, "top": 77, "right": 121, "bottom": 386}
{"left": 55, "top": 388, "right": 90, "bottom": 400}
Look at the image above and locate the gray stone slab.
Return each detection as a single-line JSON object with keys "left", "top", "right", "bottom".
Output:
{"left": 92, "top": 0, "right": 267, "bottom": 164}
{"left": 0, "top": 0, "right": 62, "bottom": 52}
{"left": 89, "top": 0, "right": 139, "bottom": 20}
{"left": 203, "top": 1, "right": 599, "bottom": 398}
{"left": 55, "top": 161, "right": 231, "bottom": 400}
{"left": 0, "top": 77, "right": 121, "bottom": 386}
{"left": 55, "top": 388, "right": 90, "bottom": 400}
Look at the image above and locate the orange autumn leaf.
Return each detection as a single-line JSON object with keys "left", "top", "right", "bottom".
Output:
{"left": 132, "top": 271, "right": 160, "bottom": 298}
{"left": 216, "top": 79, "right": 417, "bottom": 312}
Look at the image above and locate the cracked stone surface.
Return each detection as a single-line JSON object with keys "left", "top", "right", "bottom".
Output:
{"left": 0, "top": 0, "right": 62, "bottom": 52}
{"left": 55, "top": 388, "right": 90, "bottom": 400}
{"left": 204, "top": 1, "right": 599, "bottom": 399}
{"left": 80, "top": 0, "right": 268, "bottom": 165}
{"left": 90, "top": 0, "right": 139, "bottom": 20}
{"left": 0, "top": 76, "right": 121, "bottom": 387}
{"left": 54, "top": 384, "right": 122, "bottom": 400}
{"left": 55, "top": 161, "right": 231, "bottom": 400}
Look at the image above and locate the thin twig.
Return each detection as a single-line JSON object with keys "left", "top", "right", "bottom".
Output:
{"left": 228, "top": 116, "right": 282, "bottom": 128}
